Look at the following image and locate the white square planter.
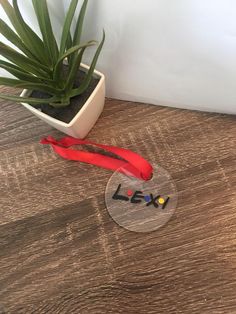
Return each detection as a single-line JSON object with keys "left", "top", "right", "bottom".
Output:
{"left": 21, "top": 63, "right": 105, "bottom": 139}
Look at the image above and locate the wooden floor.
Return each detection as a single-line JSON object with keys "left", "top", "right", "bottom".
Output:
{"left": 0, "top": 88, "right": 236, "bottom": 314}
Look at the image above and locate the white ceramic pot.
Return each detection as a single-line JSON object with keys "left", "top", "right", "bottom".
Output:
{"left": 20, "top": 63, "right": 105, "bottom": 139}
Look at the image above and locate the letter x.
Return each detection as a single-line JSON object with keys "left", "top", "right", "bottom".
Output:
{"left": 146, "top": 194, "right": 160, "bottom": 208}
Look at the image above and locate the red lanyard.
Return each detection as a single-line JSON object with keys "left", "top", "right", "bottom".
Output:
{"left": 41, "top": 136, "right": 153, "bottom": 181}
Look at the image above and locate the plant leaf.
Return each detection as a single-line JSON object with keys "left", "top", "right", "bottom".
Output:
{"left": 53, "top": 41, "right": 97, "bottom": 81}
{"left": 60, "top": 0, "right": 79, "bottom": 55}
{"left": 32, "top": 0, "right": 59, "bottom": 66}
{"left": 0, "top": 92, "right": 59, "bottom": 105}
{"left": 73, "top": 0, "right": 88, "bottom": 46}
{"left": 0, "top": 60, "right": 62, "bottom": 87}
{"left": 0, "top": 19, "right": 37, "bottom": 60}
{"left": 0, "top": 0, "right": 48, "bottom": 65}
{"left": 65, "top": 46, "right": 86, "bottom": 92}
{"left": 0, "top": 42, "right": 51, "bottom": 77}
{"left": 70, "top": 30, "right": 105, "bottom": 97}
{"left": 66, "top": 33, "right": 73, "bottom": 65}
{"left": 0, "top": 77, "right": 25, "bottom": 87}
{"left": 0, "top": 77, "right": 63, "bottom": 95}
{"left": 70, "top": 0, "right": 88, "bottom": 67}
{"left": 0, "top": 60, "right": 42, "bottom": 82}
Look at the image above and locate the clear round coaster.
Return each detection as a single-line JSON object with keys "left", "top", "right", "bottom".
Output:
{"left": 105, "top": 165, "right": 178, "bottom": 233}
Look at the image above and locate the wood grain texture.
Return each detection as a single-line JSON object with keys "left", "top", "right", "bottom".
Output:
{"left": 0, "top": 87, "right": 236, "bottom": 314}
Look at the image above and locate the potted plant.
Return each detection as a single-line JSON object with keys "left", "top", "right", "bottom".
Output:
{"left": 0, "top": 0, "right": 105, "bottom": 138}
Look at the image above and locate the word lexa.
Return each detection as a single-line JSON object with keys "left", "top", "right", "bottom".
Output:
{"left": 112, "top": 184, "right": 170, "bottom": 209}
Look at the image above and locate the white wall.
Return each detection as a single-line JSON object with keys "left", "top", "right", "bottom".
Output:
{"left": 1, "top": 0, "right": 236, "bottom": 114}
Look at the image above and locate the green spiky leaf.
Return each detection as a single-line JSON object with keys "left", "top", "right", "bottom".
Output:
{"left": 0, "top": 42, "right": 50, "bottom": 77}
{"left": 0, "top": 0, "right": 49, "bottom": 65}
{"left": 65, "top": 47, "right": 86, "bottom": 92}
{"left": 73, "top": 0, "right": 88, "bottom": 46}
{"left": 71, "top": 30, "right": 105, "bottom": 97}
{"left": 60, "top": 0, "right": 79, "bottom": 55}
{"left": 0, "top": 19, "right": 37, "bottom": 60}
{"left": 0, "top": 77, "right": 63, "bottom": 95}
{"left": 0, "top": 60, "right": 42, "bottom": 82}
{"left": 0, "top": 0, "right": 105, "bottom": 108}
{"left": 53, "top": 41, "right": 97, "bottom": 81}
{"left": 32, "top": 0, "right": 59, "bottom": 66}
{"left": 0, "top": 93, "right": 59, "bottom": 105}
